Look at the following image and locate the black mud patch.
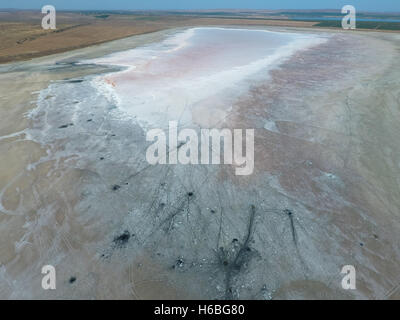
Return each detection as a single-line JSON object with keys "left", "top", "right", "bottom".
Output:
{"left": 58, "top": 123, "right": 73, "bottom": 129}
{"left": 112, "top": 184, "right": 121, "bottom": 191}
{"left": 68, "top": 79, "right": 84, "bottom": 83}
{"left": 112, "top": 230, "right": 131, "bottom": 248}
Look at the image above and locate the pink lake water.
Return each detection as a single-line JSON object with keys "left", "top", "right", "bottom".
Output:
{"left": 90, "top": 27, "right": 328, "bottom": 128}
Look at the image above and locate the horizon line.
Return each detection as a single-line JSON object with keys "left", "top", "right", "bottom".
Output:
{"left": 1, "top": 8, "right": 400, "bottom": 14}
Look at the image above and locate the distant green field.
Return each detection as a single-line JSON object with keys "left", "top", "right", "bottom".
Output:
{"left": 74, "top": 10, "right": 400, "bottom": 31}
{"left": 314, "top": 20, "right": 400, "bottom": 31}
{"left": 94, "top": 14, "right": 110, "bottom": 19}
{"left": 277, "top": 11, "right": 400, "bottom": 21}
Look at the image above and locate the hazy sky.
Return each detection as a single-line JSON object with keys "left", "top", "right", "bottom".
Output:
{"left": 1, "top": 1, "right": 398, "bottom": 12}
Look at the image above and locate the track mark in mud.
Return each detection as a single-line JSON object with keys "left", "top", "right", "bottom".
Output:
{"left": 58, "top": 123, "right": 73, "bottom": 129}
{"left": 218, "top": 205, "right": 257, "bottom": 300}
{"left": 281, "top": 208, "right": 310, "bottom": 275}
{"left": 159, "top": 191, "right": 195, "bottom": 234}
{"left": 284, "top": 209, "right": 297, "bottom": 246}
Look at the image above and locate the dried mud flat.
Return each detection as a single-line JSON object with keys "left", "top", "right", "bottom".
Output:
{"left": 0, "top": 26, "right": 400, "bottom": 299}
